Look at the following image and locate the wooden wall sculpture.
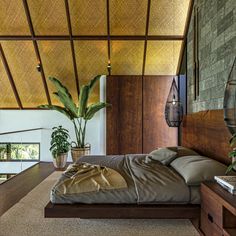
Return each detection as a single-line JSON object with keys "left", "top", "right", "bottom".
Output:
{"left": 106, "top": 75, "right": 178, "bottom": 154}
{"left": 181, "top": 109, "right": 231, "bottom": 165}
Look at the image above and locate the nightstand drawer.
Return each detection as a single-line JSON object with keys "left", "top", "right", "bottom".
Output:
{"left": 201, "top": 188, "right": 222, "bottom": 228}
{"left": 201, "top": 210, "right": 223, "bottom": 236}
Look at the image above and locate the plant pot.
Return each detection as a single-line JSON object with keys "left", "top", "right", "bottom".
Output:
{"left": 71, "top": 146, "right": 90, "bottom": 163}
{"left": 52, "top": 153, "right": 68, "bottom": 169}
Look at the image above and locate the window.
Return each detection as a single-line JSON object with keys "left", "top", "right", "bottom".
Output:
{"left": 0, "top": 143, "right": 40, "bottom": 161}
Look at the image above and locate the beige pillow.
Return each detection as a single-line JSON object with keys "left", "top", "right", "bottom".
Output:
{"left": 171, "top": 155, "right": 227, "bottom": 185}
{"left": 145, "top": 148, "right": 177, "bottom": 165}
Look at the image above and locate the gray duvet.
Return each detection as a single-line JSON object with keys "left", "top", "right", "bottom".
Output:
{"left": 50, "top": 154, "right": 200, "bottom": 204}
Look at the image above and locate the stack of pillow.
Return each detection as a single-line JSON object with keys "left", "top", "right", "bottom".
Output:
{"left": 145, "top": 146, "right": 229, "bottom": 186}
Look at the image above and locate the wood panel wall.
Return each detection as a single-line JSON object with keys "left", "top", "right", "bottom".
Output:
{"left": 181, "top": 110, "right": 231, "bottom": 165}
{"left": 106, "top": 76, "right": 142, "bottom": 154}
{"left": 143, "top": 76, "right": 178, "bottom": 153}
{"left": 106, "top": 75, "right": 177, "bottom": 154}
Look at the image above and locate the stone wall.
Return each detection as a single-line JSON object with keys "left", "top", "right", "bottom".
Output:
{"left": 187, "top": 0, "right": 236, "bottom": 113}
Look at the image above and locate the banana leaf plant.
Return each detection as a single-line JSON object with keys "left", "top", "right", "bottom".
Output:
{"left": 39, "top": 75, "right": 110, "bottom": 148}
{"left": 226, "top": 133, "right": 236, "bottom": 174}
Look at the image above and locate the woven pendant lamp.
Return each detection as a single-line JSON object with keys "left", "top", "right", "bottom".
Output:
{"left": 165, "top": 77, "right": 183, "bottom": 127}
{"left": 223, "top": 58, "right": 236, "bottom": 135}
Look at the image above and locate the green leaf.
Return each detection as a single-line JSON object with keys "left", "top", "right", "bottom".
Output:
{"left": 229, "top": 150, "right": 236, "bottom": 158}
{"left": 78, "top": 85, "right": 90, "bottom": 117}
{"left": 49, "top": 77, "right": 72, "bottom": 99}
{"left": 88, "top": 75, "right": 101, "bottom": 92}
{"left": 226, "top": 160, "right": 236, "bottom": 174}
{"left": 49, "top": 77, "right": 78, "bottom": 117}
{"left": 85, "top": 102, "right": 111, "bottom": 120}
{"left": 230, "top": 135, "right": 236, "bottom": 147}
{"left": 38, "top": 105, "right": 74, "bottom": 120}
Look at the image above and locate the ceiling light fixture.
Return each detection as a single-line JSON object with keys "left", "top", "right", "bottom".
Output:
{"left": 107, "top": 60, "right": 111, "bottom": 74}
{"left": 36, "top": 63, "right": 41, "bottom": 72}
{"left": 165, "top": 77, "right": 183, "bottom": 127}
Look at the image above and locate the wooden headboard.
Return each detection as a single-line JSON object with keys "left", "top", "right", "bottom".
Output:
{"left": 181, "top": 109, "right": 231, "bottom": 165}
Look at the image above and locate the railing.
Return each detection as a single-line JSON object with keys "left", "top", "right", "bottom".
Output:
{"left": 0, "top": 128, "right": 44, "bottom": 136}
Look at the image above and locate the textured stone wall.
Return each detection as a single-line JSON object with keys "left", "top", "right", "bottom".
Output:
{"left": 187, "top": 0, "right": 236, "bottom": 113}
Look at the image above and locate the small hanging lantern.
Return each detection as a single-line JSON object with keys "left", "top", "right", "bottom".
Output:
{"left": 165, "top": 77, "right": 183, "bottom": 127}
{"left": 223, "top": 58, "right": 236, "bottom": 135}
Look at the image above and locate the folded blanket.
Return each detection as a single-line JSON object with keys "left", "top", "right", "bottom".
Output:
{"left": 54, "top": 162, "right": 127, "bottom": 195}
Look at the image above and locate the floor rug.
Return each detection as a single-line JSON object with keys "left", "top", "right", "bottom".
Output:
{"left": 0, "top": 171, "right": 199, "bottom": 236}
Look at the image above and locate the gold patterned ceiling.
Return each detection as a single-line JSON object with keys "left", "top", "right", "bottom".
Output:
{"left": 0, "top": 0, "right": 191, "bottom": 108}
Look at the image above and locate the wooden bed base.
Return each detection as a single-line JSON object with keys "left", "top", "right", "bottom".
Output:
{"left": 45, "top": 202, "right": 200, "bottom": 219}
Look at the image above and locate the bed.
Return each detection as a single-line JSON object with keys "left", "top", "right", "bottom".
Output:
{"left": 45, "top": 109, "right": 232, "bottom": 219}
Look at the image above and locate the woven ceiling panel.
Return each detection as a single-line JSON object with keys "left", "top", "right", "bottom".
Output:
{"left": 74, "top": 41, "right": 108, "bottom": 103}
{"left": 38, "top": 41, "right": 78, "bottom": 105}
{"left": 110, "top": 0, "right": 148, "bottom": 35}
{"left": 0, "top": 57, "right": 18, "bottom": 108}
{"left": 0, "top": 41, "right": 48, "bottom": 107}
{"left": 27, "top": 0, "right": 68, "bottom": 35}
{"left": 111, "top": 41, "right": 144, "bottom": 75}
{"left": 145, "top": 41, "right": 182, "bottom": 75}
{"left": 0, "top": 0, "right": 30, "bottom": 35}
{"left": 149, "top": 0, "right": 190, "bottom": 35}
{"left": 69, "top": 0, "right": 107, "bottom": 35}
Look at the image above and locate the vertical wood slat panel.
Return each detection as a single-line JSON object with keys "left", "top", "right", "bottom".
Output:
{"left": 106, "top": 76, "right": 119, "bottom": 154}
{"left": 107, "top": 76, "right": 178, "bottom": 155}
{"left": 143, "top": 76, "right": 178, "bottom": 153}
{"left": 119, "top": 76, "right": 142, "bottom": 154}
{"left": 106, "top": 76, "right": 142, "bottom": 155}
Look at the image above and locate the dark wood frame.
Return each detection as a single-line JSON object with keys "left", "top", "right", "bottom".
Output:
{"left": 45, "top": 202, "right": 200, "bottom": 219}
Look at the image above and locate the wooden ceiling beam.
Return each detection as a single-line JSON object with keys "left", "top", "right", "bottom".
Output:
{"left": 22, "top": 0, "right": 51, "bottom": 105}
{"left": 0, "top": 35, "right": 184, "bottom": 41}
{"left": 0, "top": 44, "right": 23, "bottom": 109}
{"left": 142, "top": 0, "right": 152, "bottom": 76}
{"left": 106, "top": 0, "right": 111, "bottom": 76}
{"left": 176, "top": 0, "right": 195, "bottom": 74}
{"left": 64, "top": 0, "right": 80, "bottom": 101}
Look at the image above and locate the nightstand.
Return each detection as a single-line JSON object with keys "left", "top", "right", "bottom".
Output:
{"left": 200, "top": 182, "right": 236, "bottom": 236}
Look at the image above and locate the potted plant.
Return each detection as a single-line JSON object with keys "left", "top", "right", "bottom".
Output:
{"left": 39, "top": 75, "right": 110, "bottom": 162}
{"left": 226, "top": 133, "right": 236, "bottom": 173}
{"left": 50, "top": 126, "right": 70, "bottom": 169}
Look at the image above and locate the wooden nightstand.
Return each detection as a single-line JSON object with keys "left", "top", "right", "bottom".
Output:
{"left": 200, "top": 182, "right": 236, "bottom": 236}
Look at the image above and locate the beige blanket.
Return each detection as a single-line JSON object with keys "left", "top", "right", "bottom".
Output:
{"left": 55, "top": 162, "right": 127, "bottom": 195}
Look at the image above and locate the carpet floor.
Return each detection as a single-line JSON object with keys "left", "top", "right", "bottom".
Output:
{"left": 0, "top": 172, "right": 199, "bottom": 236}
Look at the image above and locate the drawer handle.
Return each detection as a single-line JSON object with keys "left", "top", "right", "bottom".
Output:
{"left": 208, "top": 213, "right": 213, "bottom": 223}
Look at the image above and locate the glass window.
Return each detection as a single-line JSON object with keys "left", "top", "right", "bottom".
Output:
{"left": 0, "top": 143, "right": 40, "bottom": 161}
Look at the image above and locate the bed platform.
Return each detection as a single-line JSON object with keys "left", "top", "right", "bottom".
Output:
{"left": 45, "top": 202, "right": 200, "bottom": 219}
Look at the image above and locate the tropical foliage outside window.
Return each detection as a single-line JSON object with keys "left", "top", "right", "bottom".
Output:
{"left": 0, "top": 143, "right": 40, "bottom": 160}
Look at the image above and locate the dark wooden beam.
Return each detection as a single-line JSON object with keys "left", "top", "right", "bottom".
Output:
{"left": 0, "top": 44, "right": 23, "bottom": 109}
{"left": 64, "top": 0, "right": 80, "bottom": 101}
{"left": 142, "top": 0, "right": 151, "bottom": 76}
{"left": 176, "top": 0, "right": 195, "bottom": 74}
{"left": 0, "top": 35, "right": 184, "bottom": 41}
{"left": 141, "top": 0, "right": 152, "bottom": 154}
{"left": 106, "top": 0, "right": 111, "bottom": 75}
{"left": 22, "top": 0, "right": 51, "bottom": 105}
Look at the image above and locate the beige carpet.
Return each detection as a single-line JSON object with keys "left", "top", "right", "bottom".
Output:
{"left": 0, "top": 172, "right": 199, "bottom": 236}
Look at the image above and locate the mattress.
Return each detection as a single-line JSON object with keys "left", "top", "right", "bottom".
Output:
{"left": 50, "top": 154, "right": 200, "bottom": 204}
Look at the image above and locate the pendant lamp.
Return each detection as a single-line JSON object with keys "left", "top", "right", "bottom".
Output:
{"left": 223, "top": 57, "right": 236, "bottom": 135}
{"left": 165, "top": 77, "right": 183, "bottom": 127}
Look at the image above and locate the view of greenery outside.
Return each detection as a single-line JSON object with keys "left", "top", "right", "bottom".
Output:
{"left": 0, "top": 143, "right": 39, "bottom": 160}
